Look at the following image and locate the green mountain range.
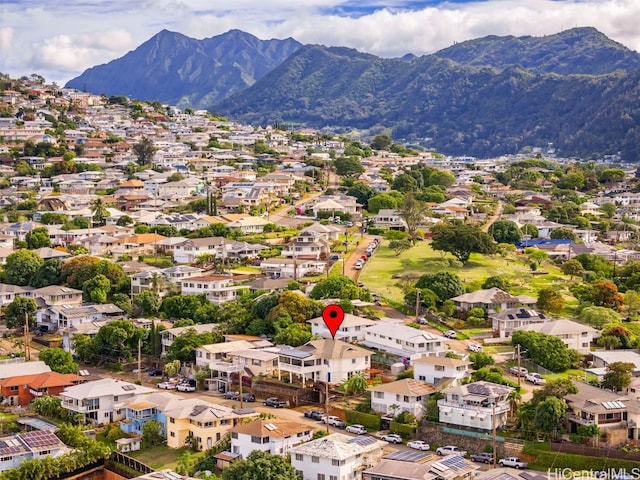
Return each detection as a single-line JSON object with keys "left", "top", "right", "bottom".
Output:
{"left": 66, "top": 27, "right": 640, "bottom": 160}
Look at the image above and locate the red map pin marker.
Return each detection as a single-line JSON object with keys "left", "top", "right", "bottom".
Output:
{"left": 322, "top": 304, "right": 345, "bottom": 339}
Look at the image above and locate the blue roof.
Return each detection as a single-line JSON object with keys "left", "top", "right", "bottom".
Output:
{"left": 515, "top": 238, "right": 573, "bottom": 248}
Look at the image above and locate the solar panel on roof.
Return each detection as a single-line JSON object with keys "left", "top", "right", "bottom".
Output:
{"left": 349, "top": 435, "right": 376, "bottom": 447}
{"left": 441, "top": 455, "right": 467, "bottom": 470}
{"left": 384, "top": 450, "right": 430, "bottom": 462}
{"left": 280, "top": 349, "right": 313, "bottom": 359}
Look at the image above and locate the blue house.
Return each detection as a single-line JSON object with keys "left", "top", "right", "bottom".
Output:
{"left": 120, "top": 392, "right": 183, "bottom": 437}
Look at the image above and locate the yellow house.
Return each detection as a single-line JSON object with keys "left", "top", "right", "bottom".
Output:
{"left": 165, "top": 399, "right": 258, "bottom": 451}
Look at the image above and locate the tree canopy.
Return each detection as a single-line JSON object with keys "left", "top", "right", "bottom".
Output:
{"left": 222, "top": 450, "right": 299, "bottom": 480}
{"left": 431, "top": 221, "right": 497, "bottom": 263}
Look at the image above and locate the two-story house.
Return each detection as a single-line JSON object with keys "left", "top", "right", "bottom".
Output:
{"left": 490, "top": 308, "right": 548, "bottom": 339}
{"left": 37, "top": 303, "right": 123, "bottom": 333}
{"left": 130, "top": 265, "right": 203, "bottom": 296}
{"left": 523, "top": 319, "right": 599, "bottom": 355}
{"left": 452, "top": 288, "right": 532, "bottom": 313}
{"left": 412, "top": 355, "right": 472, "bottom": 385}
{"left": 372, "top": 209, "right": 407, "bottom": 230}
{"left": 291, "top": 433, "right": 387, "bottom": 480}
{"left": 229, "top": 419, "right": 314, "bottom": 459}
{"left": 161, "top": 324, "right": 220, "bottom": 357}
{"left": 0, "top": 371, "right": 83, "bottom": 406}
{"left": 370, "top": 378, "right": 435, "bottom": 419}
{"left": 308, "top": 313, "right": 377, "bottom": 342}
{"left": 0, "top": 430, "right": 70, "bottom": 474}
{"left": 277, "top": 339, "right": 371, "bottom": 386}
{"left": 172, "top": 237, "right": 229, "bottom": 264}
{"left": 165, "top": 398, "right": 258, "bottom": 451}
{"left": 282, "top": 232, "right": 331, "bottom": 260}
{"left": 195, "top": 340, "right": 257, "bottom": 368}
{"left": 60, "top": 378, "right": 155, "bottom": 426}
{"left": 258, "top": 258, "right": 327, "bottom": 280}
{"left": 438, "top": 381, "right": 513, "bottom": 431}
{"left": 362, "top": 323, "right": 447, "bottom": 360}
{"left": 180, "top": 274, "right": 249, "bottom": 305}
{"left": 120, "top": 391, "right": 184, "bottom": 437}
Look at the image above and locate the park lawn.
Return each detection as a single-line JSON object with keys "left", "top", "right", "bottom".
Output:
{"left": 542, "top": 369, "right": 598, "bottom": 383}
{"left": 129, "top": 445, "right": 194, "bottom": 470}
{"left": 361, "top": 240, "right": 571, "bottom": 304}
{"left": 483, "top": 345, "right": 515, "bottom": 355}
{"left": 229, "top": 266, "right": 261, "bottom": 274}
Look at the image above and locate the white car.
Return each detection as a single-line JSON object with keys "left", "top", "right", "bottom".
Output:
{"left": 468, "top": 343, "right": 482, "bottom": 352}
{"left": 525, "top": 372, "right": 546, "bottom": 385}
{"left": 436, "top": 445, "right": 467, "bottom": 456}
{"left": 444, "top": 330, "right": 457, "bottom": 339}
{"left": 157, "top": 381, "right": 177, "bottom": 390}
{"left": 381, "top": 433, "right": 403, "bottom": 444}
{"left": 407, "top": 440, "right": 430, "bottom": 451}
{"left": 498, "top": 457, "right": 528, "bottom": 469}
{"left": 345, "top": 424, "right": 367, "bottom": 435}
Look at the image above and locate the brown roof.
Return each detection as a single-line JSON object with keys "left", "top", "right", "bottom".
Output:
{"left": 231, "top": 419, "right": 312, "bottom": 438}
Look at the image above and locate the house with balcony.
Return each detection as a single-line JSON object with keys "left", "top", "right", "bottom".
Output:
{"left": 226, "top": 216, "right": 270, "bottom": 234}
{"left": 277, "top": 339, "right": 371, "bottom": 386}
{"left": 161, "top": 324, "right": 220, "bottom": 357}
{"left": 370, "top": 378, "right": 436, "bottom": 419}
{"left": 438, "top": 381, "right": 513, "bottom": 431}
{"left": 258, "top": 258, "right": 327, "bottom": 279}
{"left": 229, "top": 419, "right": 314, "bottom": 459}
{"left": 282, "top": 232, "right": 332, "bottom": 261}
{"left": 130, "top": 266, "right": 203, "bottom": 296}
{"left": 172, "top": 237, "right": 230, "bottom": 264}
{"left": 120, "top": 391, "right": 183, "bottom": 437}
{"left": 564, "top": 382, "right": 640, "bottom": 446}
{"left": 523, "top": 319, "right": 600, "bottom": 355}
{"left": 490, "top": 308, "right": 548, "bottom": 339}
{"left": 180, "top": 274, "right": 249, "bottom": 305}
{"left": 362, "top": 323, "right": 447, "bottom": 361}
{"left": 0, "top": 430, "right": 70, "bottom": 474}
{"left": 412, "top": 355, "right": 472, "bottom": 385}
{"left": 0, "top": 371, "right": 83, "bottom": 407}
{"left": 0, "top": 283, "right": 33, "bottom": 307}
{"left": 308, "top": 313, "right": 377, "bottom": 342}
{"left": 195, "top": 340, "right": 257, "bottom": 368}
{"left": 60, "top": 378, "right": 155, "bottom": 426}
{"left": 32, "top": 285, "right": 83, "bottom": 307}
{"left": 36, "top": 303, "right": 123, "bottom": 333}
{"left": 291, "top": 433, "right": 387, "bottom": 480}
{"left": 165, "top": 398, "right": 258, "bottom": 451}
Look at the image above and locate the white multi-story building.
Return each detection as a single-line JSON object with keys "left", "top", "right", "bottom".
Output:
{"left": 362, "top": 323, "right": 446, "bottom": 360}
{"left": 277, "top": 339, "right": 371, "bottom": 386}
{"left": 438, "top": 381, "right": 513, "bottom": 431}
{"left": 308, "top": 313, "right": 377, "bottom": 342}
{"left": 523, "top": 319, "right": 599, "bottom": 355}
{"left": 60, "top": 379, "right": 155, "bottom": 426}
{"left": 180, "top": 275, "right": 248, "bottom": 305}
{"left": 230, "top": 419, "right": 314, "bottom": 459}
{"left": 412, "top": 355, "right": 471, "bottom": 385}
{"left": 370, "top": 378, "right": 435, "bottom": 419}
{"left": 291, "top": 433, "right": 386, "bottom": 480}
{"left": 0, "top": 430, "right": 70, "bottom": 473}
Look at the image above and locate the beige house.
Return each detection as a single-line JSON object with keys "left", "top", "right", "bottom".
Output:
{"left": 370, "top": 378, "right": 435, "bottom": 419}
{"left": 523, "top": 319, "right": 600, "bottom": 354}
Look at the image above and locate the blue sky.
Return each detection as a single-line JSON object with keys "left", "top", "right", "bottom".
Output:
{"left": 1, "top": 0, "right": 638, "bottom": 85}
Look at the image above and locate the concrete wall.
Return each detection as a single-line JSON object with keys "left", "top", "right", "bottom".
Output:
{"left": 417, "top": 424, "right": 524, "bottom": 458}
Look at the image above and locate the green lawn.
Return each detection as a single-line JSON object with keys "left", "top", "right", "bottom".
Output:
{"left": 360, "top": 240, "right": 576, "bottom": 306}
{"left": 129, "top": 445, "right": 194, "bottom": 470}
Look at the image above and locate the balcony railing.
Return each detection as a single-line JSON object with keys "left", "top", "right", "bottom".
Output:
{"left": 438, "top": 400, "right": 510, "bottom": 414}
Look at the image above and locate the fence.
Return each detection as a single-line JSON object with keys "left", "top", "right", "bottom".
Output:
{"left": 423, "top": 420, "right": 526, "bottom": 445}
{"left": 550, "top": 442, "right": 640, "bottom": 461}
{"left": 110, "top": 451, "right": 154, "bottom": 476}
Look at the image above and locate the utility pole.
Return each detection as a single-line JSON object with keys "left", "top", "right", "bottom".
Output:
{"left": 516, "top": 344, "right": 522, "bottom": 387}
{"left": 238, "top": 366, "right": 244, "bottom": 409}
{"left": 415, "top": 289, "right": 421, "bottom": 322}
{"left": 23, "top": 313, "right": 30, "bottom": 361}
{"left": 492, "top": 401, "right": 497, "bottom": 469}
{"left": 138, "top": 338, "right": 142, "bottom": 384}
{"left": 325, "top": 377, "right": 330, "bottom": 434}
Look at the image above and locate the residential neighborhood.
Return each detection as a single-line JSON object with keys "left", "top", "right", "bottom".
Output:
{"left": 2, "top": 74, "right": 640, "bottom": 479}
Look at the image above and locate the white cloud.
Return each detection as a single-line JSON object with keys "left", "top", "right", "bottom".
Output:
{"left": 2, "top": 0, "right": 640, "bottom": 85}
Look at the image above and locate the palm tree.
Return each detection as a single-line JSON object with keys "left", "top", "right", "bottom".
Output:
{"left": 91, "top": 198, "right": 109, "bottom": 226}
{"left": 507, "top": 389, "right": 522, "bottom": 420}
{"left": 148, "top": 272, "right": 165, "bottom": 294}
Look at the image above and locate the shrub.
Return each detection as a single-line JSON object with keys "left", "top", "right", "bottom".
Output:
{"left": 344, "top": 410, "right": 381, "bottom": 431}
{"left": 389, "top": 421, "right": 417, "bottom": 439}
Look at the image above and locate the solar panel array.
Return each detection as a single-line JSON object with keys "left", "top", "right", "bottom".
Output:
{"left": 121, "top": 384, "right": 137, "bottom": 391}
{"left": 0, "top": 438, "right": 23, "bottom": 456}
{"left": 384, "top": 450, "right": 430, "bottom": 462}
{"left": 348, "top": 435, "right": 377, "bottom": 447}
{"left": 440, "top": 455, "right": 468, "bottom": 471}
{"left": 467, "top": 383, "right": 491, "bottom": 396}
{"left": 521, "top": 471, "right": 549, "bottom": 480}
{"left": 21, "top": 430, "right": 60, "bottom": 448}
{"left": 602, "top": 401, "right": 625, "bottom": 409}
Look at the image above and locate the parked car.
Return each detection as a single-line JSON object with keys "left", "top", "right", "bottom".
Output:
{"left": 263, "top": 397, "right": 287, "bottom": 408}
{"left": 381, "top": 433, "right": 403, "bottom": 444}
{"left": 525, "top": 372, "right": 546, "bottom": 385}
{"left": 436, "top": 445, "right": 467, "bottom": 456}
{"left": 157, "top": 381, "right": 177, "bottom": 390}
{"left": 304, "top": 410, "right": 324, "bottom": 420}
{"left": 498, "top": 457, "right": 528, "bottom": 469}
{"left": 471, "top": 452, "right": 494, "bottom": 464}
{"left": 328, "top": 254, "right": 340, "bottom": 261}
{"left": 321, "top": 416, "right": 341, "bottom": 426}
{"left": 509, "top": 366, "right": 528, "bottom": 377}
{"left": 468, "top": 343, "right": 482, "bottom": 353}
{"left": 417, "top": 316, "right": 428, "bottom": 325}
{"left": 148, "top": 368, "right": 163, "bottom": 376}
{"left": 407, "top": 440, "right": 430, "bottom": 451}
{"left": 222, "top": 391, "right": 238, "bottom": 399}
{"left": 176, "top": 379, "right": 196, "bottom": 392}
{"left": 345, "top": 424, "right": 367, "bottom": 435}
{"left": 443, "top": 330, "right": 457, "bottom": 339}
{"left": 235, "top": 392, "right": 255, "bottom": 402}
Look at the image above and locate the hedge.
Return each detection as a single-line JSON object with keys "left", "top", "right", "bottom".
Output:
{"left": 536, "top": 451, "right": 640, "bottom": 470}
{"left": 344, "top": 410, "right": 381, "bottom": 431}
{"left": 389, "top": 421, "right": 417, "bottom": 439}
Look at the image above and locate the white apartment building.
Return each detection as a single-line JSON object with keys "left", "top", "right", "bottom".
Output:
{"left": 412, "top": 355, "right": 472, "bottom": 385}
{"left": 308, "top": 313, "right": 377, "bottom": 342}
{"left": 438, "top": 381, "right": 513, "bottom": 431}
{"left": 230, "top": 419, "right": 313, "bottom": 459}
{"left": 362, "top": 323, "right": 447, "bottom": 360}
{"left": 180, "top": 275, "right": 248, "bottom": 305}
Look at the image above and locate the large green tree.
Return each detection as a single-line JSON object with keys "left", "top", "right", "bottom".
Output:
{"left": 415, "top": 272, "right": 464, "bottom": 303}
{"left": 334, "top": 156, "right": 364, "bottom": 178}
{"left": 25, "top": 227, "right": 52, "bottom": 249}
{"left": 602, "top": 361, "right": 634, "bottom": 391}
{"left": 489, "top": 219, "right": 522, "bottom": 244}
{"left": 4, "top": 296, "right": 37, "bottom": 330}
{"left": 431, "top": 221, "right": 497, "bottom": 264}
{"left": 166, "top": 328, "right": 222, "bottom": 363}
{"left": 39, "top": 348, "right": 78, "bottom": 374}
{"left": 310, "top": 275, "right": 367, "bottom": 301}
{"left": 5, "top": 250, "right": 44, "bottom": 286}
{"left": 222, "top": 450, "right": 299, "bottom": 480}
{"left": 30, "top": 258, "right": 63, "bottom": 288}
{"left": 397, "top": 193, "right": 429, "bottom": 236}
{"left": 536, "top": 288, "right": 565, "bottom": 315}
{"left": 132, "top": 136, "right": 156, "bottom": 166}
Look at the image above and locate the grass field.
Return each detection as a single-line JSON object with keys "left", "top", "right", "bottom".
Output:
{"left": 360, "top": 240, "right": 576, "bottom": 307}
{"left": 129, "top": 445, "right": 194, "bottom": 470}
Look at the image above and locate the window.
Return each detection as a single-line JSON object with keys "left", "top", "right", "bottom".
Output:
{"left": 318, "top": 475, "right": 325, "bottom": 480}
{"left": 330, "top": 476, "right": 338, "bottom": 480}
{"left": 435, "top": 365, "right": 445, "bottom": 372}
{"left": 374, "top": 391, "right": 384, "bottom": 399}
{"left": 312, "top": 456, "right": 320, "bottom": 463}
{"left": 419, "top": 375, "right": 426, "bottom": 381}
{"left": 295, "top": 454, "right": 303, "bottom": 461}
{"left": 170, "top": 418, "right": 175, "bottom": 424}
{"left": 170, "top": 432, "right": 175, "bottom": 437}
{"left": 352, "top": 358, "right": 356, "bottom": 364}
{"left": 251, "top": 436, "right": 262, "bottom": 444}
{"left": 231, "top": 432, "right": 238, "bottom": 439}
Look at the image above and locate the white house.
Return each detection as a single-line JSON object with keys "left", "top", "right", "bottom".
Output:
{"left": 490, "top": 308, "right": 549, "bottom": 339}
{"left": 277, "top": 339, "right": 371, "bottom": 386}
{"left": 172, "top": 237, "right": 229, "bottom": 264}
{"left": 282, "top": 232, "right": 331, "bottom": 260}
{"left": 291, "top": 433, "right": 387, "bottom": 480}
{"left": 130, "top": 265, "right": 203, "bottom": 296}
{"left": 226, "top": 216, "right": 270, "bottom": 234}
{"left": 523, "top": 319, "right": 600, "bottom": 355}
{"left": 370, "top": 378, "right": 435, "bottom": 419}
{"left": 451, "top": 288, "right": 525, "bottom": 313}
{"left": 372, "top": 209, "right": 406, "bottom": 230}
{"left": 438, "top": 381, "right": 513, "bottom": 431}
{"left": 412, "top": 355, "right": 472, "bottom": 385}
{"left": 195, "top": 340, "right": 257, "bottom": 368}
{"left": 230, "top": 419, "right": 314, "bottom": 459}
{"left": 308, "top": 313, "right": 377, "bottom": 342}
{"left": 161, "top": 324, "right": 220, "bottom": 357}
{"left": 180, "top": 274, "right": 249, "bottom": 305}
{"left": 362, "top": 323, "right": 447, "bottom": 360}
{"left": 0, "top": 430, "right": 70, "bottom": 474}
{"left": 37, "top": 303, "right": 123, "bottom": 333}
{"left": 258, "top": 258, "right": 327, "bottom": 279}
{"left": 60, "top": 378, "right": 155, "bottom": 426}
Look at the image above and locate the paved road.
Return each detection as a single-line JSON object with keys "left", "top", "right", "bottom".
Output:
{"left": 482, "top": 201, "right": 504, "bottom": 233}
{"left": 342, "top": 234, "right": 377, "bottom": 280}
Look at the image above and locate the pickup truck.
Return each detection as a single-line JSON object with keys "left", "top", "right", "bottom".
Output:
{"left": 509, "top": 366, "right": 528, "bottom": 377}
{"left": 263, "top": 397, "right": 287, "bottom": 408}
{"left": 498, "top": 457, "right": 528, "bottom": 469}
{"left": 436, "top": 445, "right": 467, "bottom": 456}
{"left": 525, "top": 372, "right": 546, "bottom": 385}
